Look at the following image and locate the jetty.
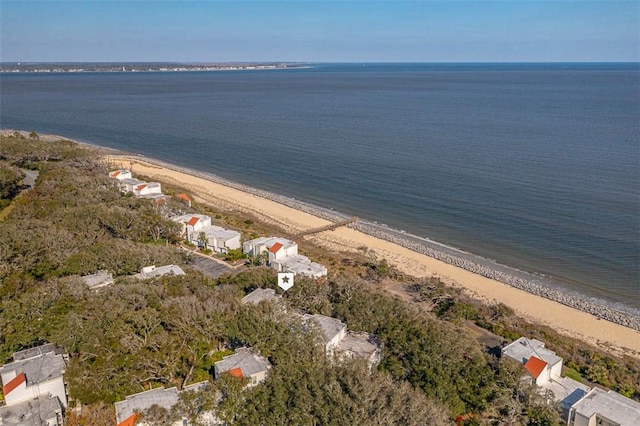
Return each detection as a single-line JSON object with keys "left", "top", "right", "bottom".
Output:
{"left": 293, "top": 217, "right": 358, "bottom": 238}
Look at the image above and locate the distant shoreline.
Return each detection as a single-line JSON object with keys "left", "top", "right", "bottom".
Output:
{"left": 0, "top": 62, "right": 309, "bottom": 74}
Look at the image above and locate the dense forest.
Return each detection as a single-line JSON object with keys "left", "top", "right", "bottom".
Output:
{"left": 0, "top": 134, "right": 637, "bottom": 425}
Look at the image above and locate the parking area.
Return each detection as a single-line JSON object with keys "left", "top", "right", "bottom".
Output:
{"left": 190, "top": 254, "right": 235, "bottom": 279}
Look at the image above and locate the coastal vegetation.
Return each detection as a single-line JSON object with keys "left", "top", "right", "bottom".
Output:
{"left": 0, "top": 134, "right": 637, "bottom": 425}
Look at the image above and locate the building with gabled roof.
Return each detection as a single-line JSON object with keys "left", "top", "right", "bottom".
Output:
{"left": 133, "top": 182, "right": 162, "bottom": 197}
{"left": 336, "top": 332, "right": 382, "bottom": 369}
{"left": 502, "top": 337, "right": 563, "bottom": 386}
{"left": 241, "top": 288, "right": 282, "bottom": 306}
{"left": 135, "top": 264, "right": 185, "bottom": 279}
{"left": 198, "top": 225, "right": 241, "bottom": 253}
{"left": 213, "top": 348, "right": 271, "bottom": 388}
{"left": 243, "top": 236, "right": 327, "bottom": 277}
{"left": 302, "top": 314, "right": 347, "bottom": 353}
{"left": 568, "top": 387, "right": 640, "bottom": 426}
{"left": 0, "top": 345, "right": 68, "bottom": 409}
{"left": 171, "top": 214, "right": 212, "bottom": 241}
{"left": 109, "top": 169, "right": 133, "bottom": 181}
{"left": 174, "top": 193, "right": 192, "bottom": 207}
{"left": 0, "top": 394, "right": 63, "bottom": 426}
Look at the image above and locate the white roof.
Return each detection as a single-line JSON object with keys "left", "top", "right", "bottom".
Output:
{"left": 201, "top": 225, "right": 240, "bottom": 241}
{"left": 571, "top": 387, "right": 640, "bottom": 425}
{"left": 279, "top": 254, "right": 327, "bottom": 277}
{"left": 336, "top": 332, "right": 379, "bottom": 359}
{"left": 81, "top": 270, "right": 114, "bottom": 289}
{"left": 214, "top": 347, "right": 271, "bottom": 377}
{"left": 241, "top": 288, "right": 281, "bottom": 305}
{"left": 114, "top": 387, "right": 179, "bottom": 424}
{"left": 303, "top": 314, "right": 346, "bottom": 343}
{"left": 137, "top": 264, "right": 186, "bottom": 279}
{"left": 243, "top": 236, "right": 296, "bottom": 251}
{"left": 171, "top": 214, "right": 211, "bottom": 225}
{"left": 502, "top": 337, "right": 562, "bottom": 367}
{"left": 0, "top": 395, "right": 63, "bottom": 425}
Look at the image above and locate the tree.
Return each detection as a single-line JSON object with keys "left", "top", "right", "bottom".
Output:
{"left": 197, "top": 232, "right": 208, "bottom": 249}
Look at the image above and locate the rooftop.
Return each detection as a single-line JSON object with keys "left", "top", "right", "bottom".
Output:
{"left": 114, "top": 387, "right": 179, "bottom": 425}
{"left": 541, "top": 376, "right": 590, "bottom": 414}
{"left": 200, "top": 225, "right": 241, "bottom": 241}
{"left": 81, "top": 270, "right": 114, "bottom": 289}
{"left": 571, "top": 387, "right": 640, "bottom": 425}
{"left": 137, "top": 264, "right": 186, "bottom": 279}
{"left": 241, "top": 288, "right": 281, "bottom": 305}
{"left": 303, "top": 314, "right": 347, "bottom": 343}
{"left": 336, "top": 332, "right": 379, "bottom": 358}
{"left": 0, "top": 395, "right": 63, "bottom": 426}
{"left": 279, "top": 254, "right": 327, "bottom": 277}
{"left": 215, "top": 347, "right": 271, "bottom": 378}
{"left": 12, "top": 344, "right": 60, "bottom": 362}
{"left": 502, "top": 337, "right": 562, "bottom": 367}
{"left": 0, "top": 352, "right": 66, "bottom": 388}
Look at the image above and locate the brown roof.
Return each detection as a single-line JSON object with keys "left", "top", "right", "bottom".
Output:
{"left": 187, "top": 217, "right": 199, "bottom": 226}
{"left": 2, "top": 372, "right": 25, "bottom": 395}
{"left": 110, "top": 171, "right": 120, "bottom": 178}
{"left": 175, "top": 193, "right": 191, "bottom": 202}
{"left": 228, "top": 367, "right": 244, "bottom": 378}
{"left": 269, "top": 242, "right": 283, "bottom": 253}
{"left": 524, "top": 356, "right": 548, "bottom": 379}
{"left": 117, "top": 413, "right": 138, "bottom": 426}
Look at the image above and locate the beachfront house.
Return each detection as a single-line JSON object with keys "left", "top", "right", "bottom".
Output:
{"left": 0, "top": 344, "right": 68, "bottom": 409}
{"left": 171, "top": 214, "right": 213, "bottom": 242}
{"left": 109, "top": 169, "right": 133, "bottom": 181}
{"left": 502, "top": 337, "right": 563, "bottom": 386}
{"left": 198, "top": 225, "right": 241, "bottom": 253}
{"left": 243, "top": 236, "right": 328, "bottom": 278}
{"left": 567, "top": 387, "right": 640, "bottom": 426}
{"left": 118, "top": 178, "right": 147, "bottom": 193}
{"left": 133, "top": 181, "right": 162, "bottom": 197}
{"left": 213, "top": 347, "right": 271, "bottom": 388}
{"left": 174, "top": 193, "right": 192, "bottom": 207}
{"left": 114, "top": 382, "right": 210, "bottom": 426}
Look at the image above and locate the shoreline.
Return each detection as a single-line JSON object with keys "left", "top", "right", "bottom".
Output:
{"left": 99, "top": 153, "right": 640, "bottom": 357}
{"left": 3, "top": 130, "right": 639, "bottom": 356}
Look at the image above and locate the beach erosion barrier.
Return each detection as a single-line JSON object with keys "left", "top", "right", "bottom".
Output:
{"left": 132, "top": 155, "right": 640, "bottom": 332}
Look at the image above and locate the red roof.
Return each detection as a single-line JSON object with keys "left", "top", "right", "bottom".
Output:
{"left": 524, "top": 356, "right": 548, "bottom": 379}
{"left": 110, "top": 171, "right": 120, "bottom": 178}
{"left": 228, "top": 367, "right": 244, "bottom": 378}
{"left": 175, "top": 193, "right": 191, "bottom": 202}
{"left": 269, "top": 242, "right": 283, "bottom": 253}
{"left": 117, "top": 413, "right": 138, "bottom": 426}
{"left": 2, "top": 372, "right": 26, "bottom": 395}
{"left": 135, "top": 184, "right": 147, "bottom": 191}
{"left": 187, "top": 217, "right": 199, "bottom": 226}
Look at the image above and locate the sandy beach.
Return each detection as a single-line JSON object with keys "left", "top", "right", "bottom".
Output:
{"left": 106, "top": 154, "right": 640, "bottom": 357}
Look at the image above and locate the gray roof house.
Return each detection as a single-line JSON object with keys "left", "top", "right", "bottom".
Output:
{"left": 214, "top": 348, "right": 271, "bottom": 388}
{"left": 336, "top": 332, "right": 382, "bottom": 369}
{"left": 81, "top": 270, "right": 114, "bottom": 290}
{"left": 568, "top": 387, "right": 640, "bottom": 426}
{"left": 241, "top": 288, "right": 282, "bottom": 305}
{"left": 0, "top": 394, "right": 63, "bottom": 426}
{"left": 135, "top": 265, "right": 186, "bottom": 279}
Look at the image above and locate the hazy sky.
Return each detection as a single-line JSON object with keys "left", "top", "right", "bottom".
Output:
{"left": 1, "top": 1, "right": 638, "bottom": 62}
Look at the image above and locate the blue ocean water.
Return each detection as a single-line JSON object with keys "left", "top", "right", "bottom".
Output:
{"left": 1, "top": 63, "right": 638, "bottom": 310}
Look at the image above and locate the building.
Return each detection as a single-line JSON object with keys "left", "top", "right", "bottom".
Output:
{"left": 0, "top": 345, "right": 68, "bottom": 409}
{"left": 133, "top": 182, "right": 162, "bottom": 197}
{"left": 302, "top": 314, "right": 347, "bottom": 353}
{"left": 336, "top": 332, "right": 382, "bottom": 370}
{"left": 136, "top": 265, "right": 186, "bottom": 279}
{"left": 174, "top": 193, "right": 192, "bottom": 207}
{"left": 568, "top": 387, "right": 640, "bottom": 426}
{"left": 109, "top": 170, "right": 133, "bottom": 181}
{"left": 0, "top": 394, "right": 64, "bottom": 426}
{"left": 118, "top": 178, "right": 147, "bottom": 193}
{"left": 502, "top": 337, "right": 563, "bottom": 386}
{"left": 171, "top": 214, "right": 213, "bottom": 242}
{"left": 197, "top": 226, "right": 241, "bottom": 253}
{"left": 243, "top": 237, "right": 327, "bottom": 278}
{"left": 213, "top": 348, "right": 271, "bottom": 388}
{"left": 241, "top": 288, "right": 282, "bottom": 305}
{"left": 114, "top": 383, "right": 211, "bottom": 426}
{"left": 81, "top": 270, "right": 114, "bottom": 289}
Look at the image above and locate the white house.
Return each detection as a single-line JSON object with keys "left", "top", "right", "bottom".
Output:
{"left": 171, "top": 214, "right": 213, "bottom": 242}
{"left": 198, "top": 226, "right": 241, "bottom": 253}
{"left": 302, "top": 314, "right": 348, "bottom": 354}
{"left": 336, "top": 332, "right": 382, "bottom": 370}
{"left": 568, "top": 387, "right": 640, "bottom": 426}
{"left": 136, "top": 265, "right": 186, "bottom": 279}
{"left": 81, "top": 270, "right": 114, "bottom": 290}
{"left": 133, "top": 182, "right": 162, "bottom": 197}
{"left": 109, "top": 169, "right": 133, "bottom": 181}
{"left": 118, "top": 178, "right": 147, "bottom": 193}
{"left": 502, "top": 337, "right": 563, "bottom": 386}
{"left": 243, "top": 237, "right": 327, "bottom": 278}
{"left": 214, "top": 348, "right": 271, "bottom": 388}
{"left": 0, "top": 345, "right": 68, "bottom": 408}
{"left": 0, "top": 394, "right": 64, "bottom": 426}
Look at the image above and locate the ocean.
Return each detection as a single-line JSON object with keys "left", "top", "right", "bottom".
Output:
{"left": 1, "top": 63, "right": 638, "bottom": 313}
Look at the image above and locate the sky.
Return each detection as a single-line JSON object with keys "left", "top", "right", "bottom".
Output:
{"left": 1, "top": 1, "right": 638, "bottom": 62}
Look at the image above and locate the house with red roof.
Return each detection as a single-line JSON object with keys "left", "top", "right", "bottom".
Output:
{"left": 213, "top": 347, "right": 271, "bottom": 389}
{"left": 502, "top": 337, "right": 563, "bottom": 385}
{"left": 243, "top": 237, "right": 327, "bottom": 277}
{"left": 109, "top": 169, "right": 133, "bottom": 181}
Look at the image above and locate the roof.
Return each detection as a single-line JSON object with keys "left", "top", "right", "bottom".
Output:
{"left": 138, "top": 264, "right": 186, "bottom": 279}
{"left": 336, "top": 332, "right": 379, "bottom": 359}
{"left": 2, "top": 373, "right": 25, "bottom": 395}
{"left": 215, "top": 347, "right": 271, "bottom": 378}
{"left": 12, "top": 344, "right": 59, "bottom": 361}
{"left": 114, "top": 387, "right": 180, "bottom": 425}
{"left": 502, "top": 337, "right": 562, "bottom": 368}
{"left": 81, "top": 270, "right": 114, "bottom": 289}
{"left": 571, "top": 387, "right": 640, "bottom": 425}
{"left": 303, "top": 314, "right": 347, "bottom": 343}
{"left": 175, "top": 193, "right": 191, "bottom": 202}
{"left": 241, "top": 288, "right": 281, "bottom": 305}
{"left": 524, "top": 356, "right": 548, "bottom": 379}
{"left": 0, "top": 395, "right": 63, "bottom": 425}
{"left": 0, "top": 352, "right": 66, "bottom": 388}
{"left": 540, "top": 376, "right": 590, "bottom": 411}
{"left": 228, "top": 367, "right": 244, "bottom": 378}
{"left": 279, "top": 254, "right": 327, "bottom": 277}
{"left": 200, "top": 226, "right": 241, "bottom": 242}
{"left": 110, "top": 171, "right": 120, "bottom": 178}
{"left": 135, "top": 184, "right": 147, "bottom": 191}
{"left": 268, "top": 242, "right": 283, "bottom": 253}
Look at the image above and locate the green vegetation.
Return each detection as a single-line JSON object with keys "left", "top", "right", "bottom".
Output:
{"left": 1, "top": 134, "right": 635, "bottom": 425}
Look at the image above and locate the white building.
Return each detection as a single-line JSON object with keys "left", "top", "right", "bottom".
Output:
{"left": 336, "top": 332, "right": 382, "bottom": 370}
{"left": 198, "top": 226, "right": 241, "bottom": 253}
{"left": 568, "top": 387, "right": 640, "bottom": 426}
{"left": 109, "top": 169, "right": 133, "bottom": 181}
{"left": 136, "top": 264, "right": 186, "bottom": 279}
{"left": 133, "top": 182, "right": 162, "bottom": 197}
{"left": 118, "top": 178, "right": 147, "bottom": 193}
{"left": 302, "top": 314, "right": 347, "bottom": 354}
{"left": 81, "top": 270, "right": 114, "bottom": 290}
{"left": 0, "top": 345, "right": 68, "bottom": 409}
{"left": 502, "top": 337, "right": 563, "bottom": 386}
{"left": 214, "top": 348, "right": 271, "bottom": 388}
{"left": 243, "top": 237, "right": 327, "bottom": 278}
{"left": 0, "top": 394, "right": 64, "bottom": 426}
{"left": 241, "top": 288, "right": 282, "bottom": 305}
{"left": 172, "top": 214, "right": 213, "bottom": 242}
